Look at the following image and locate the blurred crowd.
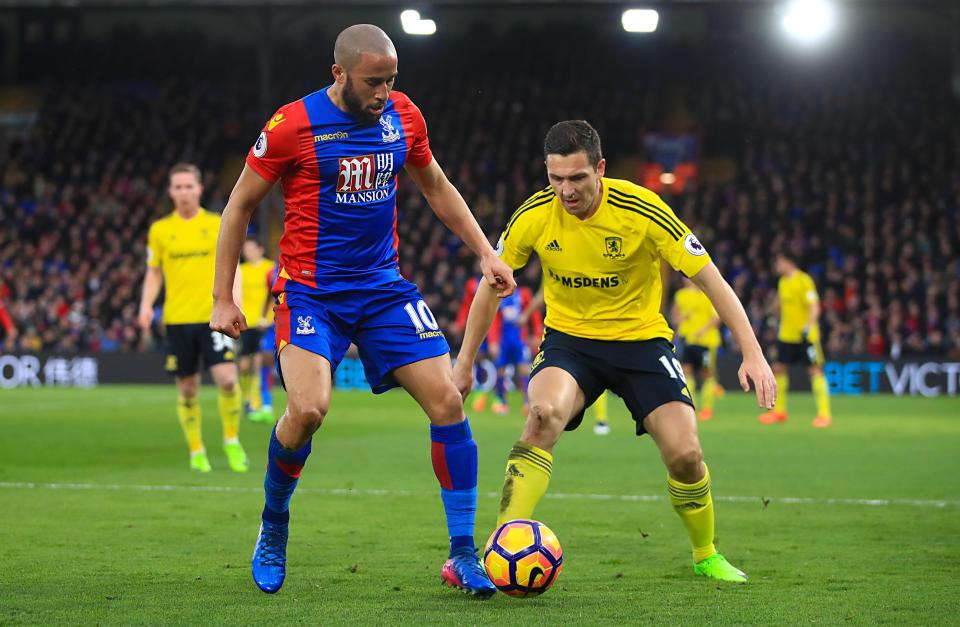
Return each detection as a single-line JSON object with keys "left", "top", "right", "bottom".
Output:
{"left": 1, "top": 27, "right": 957, "bottom": 359}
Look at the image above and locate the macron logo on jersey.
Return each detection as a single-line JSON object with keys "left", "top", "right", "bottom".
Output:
{"left": 336, "top": 153, "right": 395, "bottom": 204}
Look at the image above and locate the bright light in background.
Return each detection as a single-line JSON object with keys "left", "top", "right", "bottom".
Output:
{"left": 781, "top": 0, "right": 836, "bottom": 46}
{"left": 622, "top": 9, "right": 659, "bottom": 33}
{"left": 660, "top": 172, "right": 676, "bottom": 185}
{"left": 401, "top": 10, "right": 436, "bottom": 36}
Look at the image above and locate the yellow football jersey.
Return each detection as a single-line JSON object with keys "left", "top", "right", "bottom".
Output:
{"left": 674, "top": 286, "right": 720, "bottom": 348}
{"left": 499, "top": 178, "right": 712, "bottom": 341}
{"left": 146, "top": 209, "right": 220, "bottom": 325}
{"left": 778, "top": 270, "right": 820, "bottom": 343}
{"left": 240, "top": 259, "right": 276, "bottom": 322}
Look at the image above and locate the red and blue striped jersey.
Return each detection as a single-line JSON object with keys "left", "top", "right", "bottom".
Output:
{"left": 246, "top": 87, "right": 433, "bottom": 294}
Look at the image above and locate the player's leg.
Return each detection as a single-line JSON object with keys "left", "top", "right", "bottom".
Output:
{"left": 251, "top": 344, "right": 333, "bottom": 594}
{"left": 492, "top": 365, "right": 509, "bottom": 414}
{"left": 808, "top": 339, "right": 831, "bottom": 427}
{"left": 251, "top": 289, "right": 346, "bottom": 594}
{"left": 391, "top": 355, "right": 495, "bottom": 597}
{"left": 175, "top": 373, "right": 209, "bottom": 472}
{"left": 592, "top": 390, "right": 610, "bottom": 435}
{"left": 210, "top": 360, "right": 247, "bottom": 473}
{"left": 644, "top": 401, "right": 746, "bottom": 583}
{"left": 167, "top": 324, "right": 208, "bottom": 471}
{"left": 238, "top": 353, "right": 253, "bottom": 416}
{"left": 497, "top": 366, "right": 587, "bottom": 525}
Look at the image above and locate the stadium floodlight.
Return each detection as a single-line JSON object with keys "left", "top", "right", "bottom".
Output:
{"left": 780, "top": 0, "right": 836, "bottom": 46}
{"left": 622, "top": 9, "right": 659, "bottom": 33}
{"left": 660, "top": 172, "right": 677, "bottom": 185}
{"left": 401, "top": 10, "right": 437, "bottom": 36}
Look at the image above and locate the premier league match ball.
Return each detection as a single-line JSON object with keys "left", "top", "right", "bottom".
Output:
{"left": 483, "top": 519, "right": 564, "bottom": 597}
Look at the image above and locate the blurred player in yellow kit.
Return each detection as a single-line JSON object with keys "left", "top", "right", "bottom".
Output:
{"left": 238, "top": 237, "right": 275, "bottom": 423}
{"left": 672, "top": 278, "right": 721, "bottom": 421}
{"left": 760, "top": 253, "right": 832, "bottom": 427}
{"left": 138, "top": 163, "right": 248, "bottom": 472}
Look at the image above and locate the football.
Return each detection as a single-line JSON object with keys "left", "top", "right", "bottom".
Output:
{"left": 483, "top": 519, "right": 564, "bottom": 597}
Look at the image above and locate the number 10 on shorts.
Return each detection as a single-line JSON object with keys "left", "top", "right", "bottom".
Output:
{"left": 403, "top": 300, "right": 440, "bottom": 334}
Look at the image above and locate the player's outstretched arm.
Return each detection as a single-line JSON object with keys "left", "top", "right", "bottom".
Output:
{"left": 405, "top": 159, "right": 515, "bottom": 297}
{"left": 452, "top": 281, "right": 502, "bottom": 400}
{"left": 691, "top": 262, "right": 776, "bottom": 409}
{"left": 210, "top": 165, "right": 273, "bottom": 339}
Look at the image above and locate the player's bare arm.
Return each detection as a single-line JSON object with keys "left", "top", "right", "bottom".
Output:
{"left": 404, "top": 158, "right": 516, "bottom": 297}
{"left": 691, "top": 262, "right": 776, "bottom": 409}
{"left": 138, "top": 266, "right": 164, "bottom": 331}
{"left": 452, "top": 280, "right": 503, "bottom": 399}
{"left": 210, "top": 165, "right": 273, "bottom": 339}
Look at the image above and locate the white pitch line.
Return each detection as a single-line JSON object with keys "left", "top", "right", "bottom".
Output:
{"left": 0, "top": 481, "right": 956, "bottom": 509}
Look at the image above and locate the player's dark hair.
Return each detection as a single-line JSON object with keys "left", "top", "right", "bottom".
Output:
{"left": 543, "top": 120, "right": 603, "bottom": 167}
{"left": 169, "top": 162, "right": 202, "bottom": 184}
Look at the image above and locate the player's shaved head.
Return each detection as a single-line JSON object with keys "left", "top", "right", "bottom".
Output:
{"left": 334, "top": 24, "right": 397, "bottom": 70}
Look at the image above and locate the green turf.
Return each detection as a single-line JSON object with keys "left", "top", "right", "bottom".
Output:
{"left": 1, "top": 385, "right": 958, "bottom": 624}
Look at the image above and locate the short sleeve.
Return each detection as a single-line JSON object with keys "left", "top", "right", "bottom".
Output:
{"left": 803, "top": 275, "right": 819, "bottom": 304}
{"left": 644, "top": 193, "right": 711, "bottom": 277}
{"left": 146, "top": 222, "right": 162, "bottom": 269}
{"left": 407, "top": 102, "right": 433, "bottom": 168}
{"left": 246, "top": 107, "right": 299, "bottom": 183}
{"left": 497, "top": 214, "right": 536, "bottom": 270}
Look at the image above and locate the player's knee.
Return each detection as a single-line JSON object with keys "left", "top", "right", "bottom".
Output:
{"left": 287, "top": 397, "right": 328, "bottom": 432}
{"left": 426, "top": 385, "right": 465, "bottom": 426}
{"left": 666, "top": 445, "right": 704, "bottom": 482}
{"left": 528, "top": 402, "right": 566, "bottom": 434}
{"left": 772, "top": 362, "right": 787, "bottom": 374}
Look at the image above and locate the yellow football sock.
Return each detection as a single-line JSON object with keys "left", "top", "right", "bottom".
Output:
{"left": 249, "top": 369, "right": 263, "bottom": 411}
{"left": 177, "top": 396, "right": 204, "bottom": 454}
{"left": 239, "top": 372, "right": 251, "bottom": 406}
{"left": 774, "top": 373, "right": 789, "bottom": 413}
{"left": 593, "top": 391, "right": 608, "bottom": 423}
{"left": 497, "top": 441, "right": 553, "bottom": 527}
{"left": 811, "top": 373, "right": 832, "bottom": 418}
{"left": 218, "top": 386, "right": 241, "bottom": 442}
{"left": 702, "top": 376, "right": 716, "bottom": 412}
{"left": 668, "top": 464, "right": 716, "bottom": 563}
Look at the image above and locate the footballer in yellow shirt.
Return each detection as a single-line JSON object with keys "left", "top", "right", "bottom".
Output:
{"left": 672, "top": 279, "right": 722, "bottom": 421}
{"left": 238, "top": 237, "right": 276, "bottom": 423}
{"left": 454, "top": 120, "right": 776, "bottom": 584}
{"left": 138, "top": 163, "right": 247, "bottom": 473}
{"left": 759, "top": 252, "right": 832, "bottom": 428}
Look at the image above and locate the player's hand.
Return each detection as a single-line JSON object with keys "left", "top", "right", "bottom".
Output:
{"left": 137, "top": 305, "right": 154, "bottom": 332}
{"left": 488, "top": 343, "right": 501, "bottom": 361}
{"left": 452, "top": 359, "right": 475, "bottom": 401}
{"left": 738, "top": 351, "right": 777, "bottom": 409}
{"left": 210, "top": 298, "right": 248, "bottom": 340}
{"left": 480, "top": 253, "right": 516, "bottom": 298}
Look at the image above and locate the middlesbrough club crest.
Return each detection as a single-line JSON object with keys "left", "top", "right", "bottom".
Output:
{"left": 603, "top": 236, "right": 625, "bottom": 260}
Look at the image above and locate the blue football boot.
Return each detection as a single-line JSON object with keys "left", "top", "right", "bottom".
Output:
{"left": 440, "top": 546, "right": 497, "bottom": 598}
{"left": 252, "top": 521, "right": 288, "bottom": 593}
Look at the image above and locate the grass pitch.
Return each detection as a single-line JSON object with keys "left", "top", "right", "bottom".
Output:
{"left": 1, "top": 385, "right": 958, "bottom": 624}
